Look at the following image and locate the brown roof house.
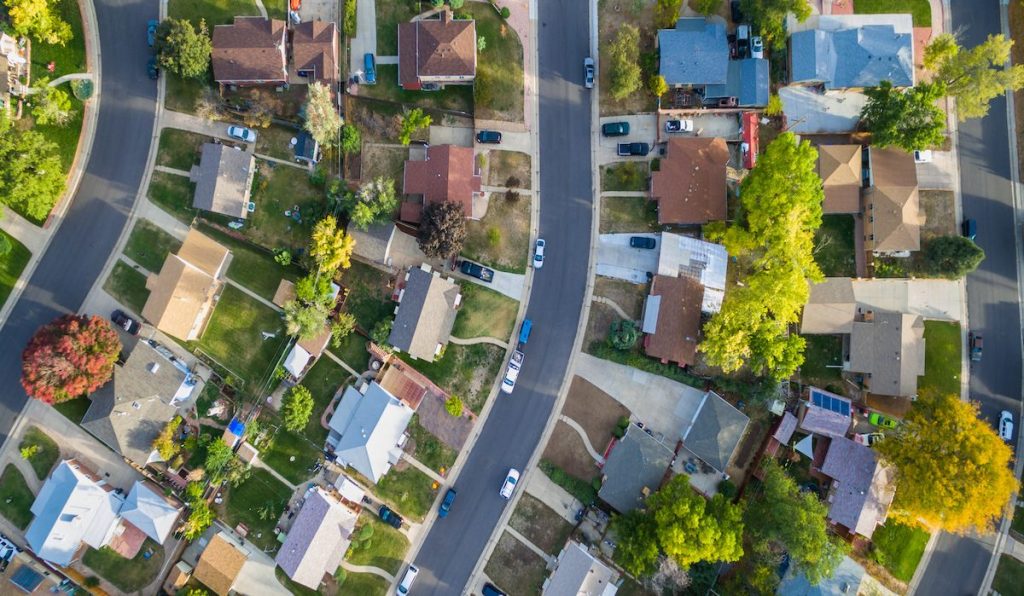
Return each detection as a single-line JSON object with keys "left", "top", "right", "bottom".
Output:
{"left": 212, "top": 17, "right": 287, "bottom": 86}
{"left": 388, "top": 264, "right": 461, "bottom": 361}
{"left": 142, "top": 229, "right": 231, "bottom": 341}
{"left": 649, "top": 137, "right": 730, "bottom": 225}
{"left": 818, "top": 436, "right": 896, "bottom": 538}
{"left": 863, "top": 147, "right": 924, "bottom": 254}
{"left": 292, "top": 20, "right": 339, "bottom": 85}
{"left": 848, "top": 309, "right": 925, "bottom": 397}
{"left": 193, "top": 531, "right": 248, "bottom": 595}
{"left": 800, "top": 277, "right": 856, "bottom": 334}
{"left": 192, "top": 144, "right": 256, "bottom": 219}
{"left": 818, "top": 144, "right": 863, "bottom": 214}
{"left": 275, "top": 487, "right": 357, "bottom": 590}
{"left": 398, "top": 9, "right": 476, "bottom": 90}
{"left": 641, "top": 275, "right": 703, "bottom": 367}
{"left": 403, "top": 144, "right": 483, "bottom": 219}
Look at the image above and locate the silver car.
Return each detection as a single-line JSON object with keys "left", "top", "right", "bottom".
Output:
{"left": 227, "top": 125, "right": 256, "bottom": 143}
{"left": 584, "top": 57, "right": 595, "bottom": 89}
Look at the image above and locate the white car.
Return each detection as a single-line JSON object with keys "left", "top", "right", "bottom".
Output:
{"left": 501, "top": 351, "right": 524, "bottom": 394}
{"left": 500, "top": 468, "right": 520, "bottom": 499}
{"left": 664, "top": 119, "right": 694, "bottom": 133}
{"left": 397, "top": 564, "right": 419, "bottom": 594}
{"left": 1000, "top": 410, "right": 1014, "bottom": 442}
{"left": 227, "top": 125, "right": 256, "bottom": 143}
{"left": 914, "top": 149, "right": 933, "bottom": 163}
{"left": 750, "top": 36, "right": 764, "bottom": 59}
{"left": 533, "top": 238, "right": 545, "bottom": 269}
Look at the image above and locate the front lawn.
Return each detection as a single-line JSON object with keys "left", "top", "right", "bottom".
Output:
{"left": 463, "top": 192, "right": 531, "bottom": 273}
{"left": 259, "top": 426, "right": 321, "bottom": 484}
{"left": 414, "top": 343, "right": 505, "bottom": 414}
{"left": 123, "top": 219, "right": 183, "bottom": 273}
{"left": 19, "top": 427, "right": 60, "bottom": 481}
{"left": 487, "top": 151, "right": 531, "bottom": 189}
{"left": 0, "top": 230, "right": 31, "bottom": 309}
{"left": 195, "top": 223, "right": 304, "bottom": 301}
{"left": 82, "top": 539, "right": 164, "bottom": 593}
{"left": 156, "top": 128, "right": 210, "bottom": 172}
{"left": 0, "top": 465, "right": 35, "bottom": 530}
{"left": 854, "top": 0, "right": 931, "bottom": 27}
{"left": 508, "top": 493, "right": 573, "bottom": 556}
{"left": 469, "top": 3, "right": 524, "bottom": 122}
{"left": 452, "top": 283, "right": 518, "bottom": 340}
{"left": 1012, "top": 507, "right": 1024, "bottom": 537}
{"left": 484, "top": 531, "right": 548, "bottom": 596}
{"left": 53, "top": 397, "right": 91, "bottom": 423}
{"left": 345, "top": 514, "right": 410, "bottom": 575}
{"left": 405, "top": 414, "right": 457, "bottom": 473}
{"left": 870, "top": 522, "right": 929, "bottom": 583}
{"left": 339, "top": 573, "right": 388, "bottom": 596}
{"left": 814, "top": 215, "right": 856, "bottom": 277}
{"left": 148, "top": 171, "right": 198, "bottom": 224}
{"left": 217, "top": 468, "right": 293, "bottom": 551}
{"left": 245, "top": 161, "right": 322, "bottom": 252}
{"left": 356, "top": 65, "right": 474, "bottom": 114}
{"left": 340, "top": 261, "right": 396, "bottom": 332}
{"left": 103, "top": 260, "right": 150, "bottom": 313}
{"left": 601, "top": 162, "right": 649, "bottom": 192}
{"left": 993, "top": 555, "right": 1024, "bottom": 596}
{"left": 920, "top": 321, "right": 961, "bottom": 397}
{"left": 168, "top": 0, "right": 260, "bottom": 26}
{"left": 599, "top": 196, "right": 658, "bottom": 233}
{"left": 374, "top": 465, "right": 438, "bottom": 522}
{"left": 29, "top": 0, "right": 85, "bottom": 81}
{"left": 300, "top": 356, "right": 351, "bottom": 443}
{"left": 164, "top": 72, "right": 210, "bottom": 114}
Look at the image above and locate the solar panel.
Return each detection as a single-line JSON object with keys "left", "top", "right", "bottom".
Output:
{"left": 810, "top": 388, "right": 851, "bottom": 417}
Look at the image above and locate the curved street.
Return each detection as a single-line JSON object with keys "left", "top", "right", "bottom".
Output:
{"left": 0, "top": 0, "right": 158, "bottom": 443}
{"left": 410, "top": 0, "right": 594, "bottom": 592}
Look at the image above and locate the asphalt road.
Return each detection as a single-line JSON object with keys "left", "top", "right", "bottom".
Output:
{"left": 914, "top": 1, "right": 1021, "bottom": 593}
{"left": 410, "top": 2, "right": 593, "bottom": 593}
{"left": 0, "top": 0, "right": 158, "bottom": 445}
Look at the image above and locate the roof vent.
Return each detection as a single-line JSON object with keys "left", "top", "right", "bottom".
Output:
{"left": 148, "top": 362, "right": 160, "bottom": 374}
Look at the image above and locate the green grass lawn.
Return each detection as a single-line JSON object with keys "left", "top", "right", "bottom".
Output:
{"left": 194, "top": 285, "right": 287, "bottom": 389}
{"left": 168, "top": 0, "right": 260, "bottom": 26}
{"left": 53, "top": 397, "right": 91, "bottom": 423}
{"left": 218, "top": 468, "right": 293, "bottom": 551}
{"left": 340, "top": 573, "right": 388, "bottom": 596}
{"left": 259, "top": 425, "right": 321, "bottom": 484}
{"left": 814, "top": 215, "right": 857, "bottom": 277}
{"left": 34, "top": 98, "right": 86, "bottom": 182}
{"left": 0, "top": 231, "right": 31, "bottom": 310}
{"left": 406, "top": 414, "right": 457, "bottom": 473}
{"left": 854, "top": 0, "right": 931, "bottom": 27}
{"left": 375, "top": 465, "right": 438, "bottom": 522}
{"left": 29, "top": 0, "right": 86, "bottom": 81}
{"left": 374, "top": 0, "right": 418, "bottom": 55}
{"left": 275, "top": 566, "right": 321, "bottom": 596}
{"left": 357, "top": 65, "right": 474, "bottom": 114}
{"left": 157, "top": 128, "right": 210, "bottom": 171}
{"left": 82, "top": 539, "right": 164, "bottom": 593}
{"left": 341, "top": 261, "right": 396, "bottom": 332}
{"left": 463, "top": 192, "right": 531, "bottom": 273}
{"left": 920, "top": 321, "right": 961, "bottom": 397}
{"left": 195, "top": 223, "right": 305, "bottom": 301}
{"left": 993, "top": 555, "right": 1024, "bottom": 596}
{"left": 19, "top": 427, "right": 60, "bottom": 481}
{"left": 300, "top": 356, "right": 351, "bottom": 443}
{"left": 1012, "top": 507, "right": 1024, "bottom": 537}
{"left": 264, "top": 0, "right": 288, "bottom": 20}
{"left": 0, "top": 465, "right": 35, "bottom": 530}
{"left": 469, "top": 3, "right": 524, "bottom": 122}
{"left": 245, "top": 161, "right": 322, "bottom": 252}
{"left": 164, "top": 72, "right": 211, "bottom": 114}
{"left": 601, "top": 162, "right": 649, "bottom": 192}
{"left": 452, "top": 283, "right": 518, "bottom": 340}
{"left": 255, "top": 124, "right": 302, "bottom": 161}
{"left": 148, "top": 171, "right": 198, "bottom": 224}
{"left": 870, "top": 522, "right": 930, "bottom": 582}
{"left": 346, "top": 514, "right": 411, "bottom": 575}
{"left": 414, "top": 343, "right": 505, "bottom": 414}
{"left": 103, "top": 260, "right": 151, "bottom": 313}
{"left": 123, "top": 219, "right": 183, "bottom": 273}
{"left": 599, "top": 196, "right": 659, "bottom": 234}
{"left": 799, "top": 334, "right": 844, "bottom": 388}
{"left": 330, "top": 333, "right": 370, "bottom": 372}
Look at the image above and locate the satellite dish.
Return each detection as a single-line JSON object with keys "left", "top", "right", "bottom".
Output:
{"left": 289, "top": 137, "right": 298, "bottom": 146}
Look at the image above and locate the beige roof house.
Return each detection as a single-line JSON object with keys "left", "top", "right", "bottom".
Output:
{"left": 801, "top": 277, "right": 856, "bottom": 334}
{"left": 193, "top": 532, "right": 248, "bottom": 595}
{"left": 863, "top": 147, "right": 923, "bottom": 253}
{"left": 818, "top": 144, "right": 862, "bottom": 214}
{"left": 388, "top": 264, "right": 461, "bottom": 361}
{"left": 848, "top": 310, "right": 925, "bottom": 397}
{"left": 142, "top": 229, "right": 230, "bottom": 341}
{"left": 193, "top": 143, "right": 256, "bottom": 218}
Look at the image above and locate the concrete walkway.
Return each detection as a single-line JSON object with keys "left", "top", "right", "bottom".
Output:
{"left": 154, "top": 164, "right": 190, "bottom": 177}
{"left": 1003, "top": 535, "right": 1024, "bottom": 564}
{"left": 558, "top": 415, "right": 605, "bottom": 464}
{"left": 20, "top": 72, "right": 94, "bottom": 94}
{"left": 591, "top": 295, "right": 633, "bottom": 321}
{"left": 449, "top": 336, "right": 510, "bottom": 349}
{"left": 523, "top": 468, "right": 582, "bottom": 525}
{"left": 600, "top": 191, "right": 648, "bottom": 198}
{"left": 252, "top": 456, "right": 298, "bottom": 490}
{"left": 252, "top": 0, "right": 268, "bottom": 18}
{"left": 400, "top": 451, "right": 445, "bottom": 484}
{"left": 0, "top": 206, "right": 47, "bottom": 253}
{"left": 505, "top": 525, "right": 555, "bottom": 563}
{"left": 341, "top": 561, "right": 396, "bottom": 583}
{"left": 225, "top": 278, "right": 283, "bottom": 312}
{"left": 324, "top": 349, "right": 361, "bottom": 377}
{"left": 136, "top": 198, "right": 191, "bottom": 239}
{"left": 348, "top": 0, "right": 378, "bottom": 77}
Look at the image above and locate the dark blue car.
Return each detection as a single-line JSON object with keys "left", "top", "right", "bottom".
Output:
{"left": 147, "top": 19, "right": 159, "bottom": 47}
{"left": 438, "top": 488, "right": 457, "bottom": 518}
{"left": 363, "top": 53, "right": 376, "bottom": 85}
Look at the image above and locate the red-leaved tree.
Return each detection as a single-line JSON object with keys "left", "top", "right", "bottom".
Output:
{"left": 21, "top": 315, "right": 121, "bottom": 404}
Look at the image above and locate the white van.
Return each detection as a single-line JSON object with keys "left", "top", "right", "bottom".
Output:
{"left": 397, "top": 564, "right": 419, "bottom": 594}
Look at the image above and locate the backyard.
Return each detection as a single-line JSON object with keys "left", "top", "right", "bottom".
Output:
{"left": 123, "top": 219, "right": 183, "bottom": 273}
{"left": 82, "top": 539, "right": 164, "bottom": 593}
{"left": 469, "top": 3, "right": 524, "bottom": 122}
{"left": 244, "top": 162, "right": 322, "bottom": 252}
{"left": 374, "top": 464, "right": 438, "bottom": 522}
{"left": 103, "top": 261, "right": 150, "bottom": 314}
{"left": 195, "top": 223, "right": 304, "bottom": 301}
{"left": 254, "top": 124, "right": 303, "bottom": 161}
{"left": 299, "top": 356, "right": 351, "bottom": 443}
{"left": 359, "top": 144, "right": 409, "bottom": 185}
{"left": 814, "top": 215, "right": 856, "bottom": 277}
{"left": 920, "top": 321, "right": 961, "bottom": 397}
{"left": 216, "top": 468, "right": 293, "bottom": 551}
{"left": 356, "top": 66, "right": 474, "bottom": 114}
{"left": 508, "top": 494, "right": 574, "bottom": 556}
{"left": 854, "top": 0, "right": 931, "bottom": 27}
{"left": 599, "top": 196, "right": 659, "bottom": 233}
{"left": 340, "top": 261, "right": 396, "bottom": 333}
{"left": 168, "top": 0, "right": 260, "bottom": 26}
{"left": 259, "top": 424, "right": 322, "bottom": 484}
{"left": 483, "top": 531, "right": 549, "bottom": 596}
{"left": 0, "top": 465, "right": 34, "bottom": 530}
{"left": 0, "top": 231, "right": 31, "bottom": 309}
{"left": 330, "top": 332, "right": 371, "bottom": 372}
{"left": 487, "top": 151, "right": 531, "bottom": 189}
{"left": 799, "top": 334, "right": 844, "bottom": 391}
{"left": 463, "top": 193, "right": 531, "bottom": 273}
{"left": 345, "top": 514, "right": 410, "bottom": 575}
{"left": 148, "top": 171, "right": 198, "bottom": 224}
{"left": 452, "top": 283, "right": 518, "bottom": 340}
{"left": 414, "top": 343, "right": 505, "bottom": 414}
{"left": 870, "top": 522, "right": 929, "bottom": 583}
{"left": 157, "top": 128, "right": 211, "bottom": 171}
{"left": 19, "top": 426, "right": 60, "bottom": 480}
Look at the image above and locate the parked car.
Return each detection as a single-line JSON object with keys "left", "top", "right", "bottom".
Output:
{"left": 147, "top": 19, "right": 159, "bottom": 47}
{"left": 584, "top": 57, "right": 595, "bottom": 89}
{"left": 664, "top": 119, "right": 694, "bottom": 133}
{"left": 111, "top": 310, "right": 141, "bottom": 335}
{"left": 533, "top": 238, "right": 545, "bottom": 269}
{"left": 736, "top": 24, "right": 751, "bottom": 57}
{"left": 483, "top": 583, "right": 508, "bottom": 596}
{"left": 460, "top": 260, "right": 494, "bottom": 282}
{"left": 438, "top": 488, "right": 457, "bottom": 517}
{"left": 500, "top": 468, "right": 520, "bottom": 499}
{"left": 146, "top": 57, "right": 160, "bottom": 80}
{"left": 962, "top": 218, "right": 977, "bottom": 240}
{"left": 1000, "top": 410, "right": 1014, "bottom": 441}
{"left": 730, "top": 0, "right": 743, "bottom": 23}
{"left": 476, "top": 130, "right": 503, "bottom": 144}
{"left": 378, "top": 505, "right": 403, "bottom": 529}
{"left": 750, "top": 36, "right": 764, "bottom": 59}
{"left": 854, "top": 432, "right": 884, "bottom": 447}
{"left": 969, "top": 332, "right": 984, "bottom": 362}
{"left": 363, "top": 53, "right": 376, "bottom": 84}
{"left": 397, "top": 565, "right": 419, "bottom": 594}
{"left": 914, "top": 149, "right": 933, "bottom": 163}
{"left": 868, "top": 412, "right": 898, "bottom": 429}
{"left": 227, "top": 125, "right": 256, "bottom": 143}
{"left": 501, "top": 350, "right": 524, "bottom": 394}
{"left": 629, "top": 236, "right": 656, "bottom": 249}
{"left": 602, "top": 121, "right": 630, "bottom": 137}
{"left": 617, "top": 142, "right": 650, "bottom": 156}
{"left": 716, "top": 96, "right": 739, "bottom": 108}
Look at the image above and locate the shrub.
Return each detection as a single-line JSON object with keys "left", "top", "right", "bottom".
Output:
{"left": 343, "top": 0, "right": 357, "bottom": 37}
{"left": 84, "top": 577, "right": 100, "bottom": 588}
{"left": 449, "top": 0, "right": 465, "bottom": 8}
{"left": 718, "top": 478, "right": 738, "bottom": 500}
{"left": 608, "top": 320, "right": 639, "bottom": 350}
{"left": 764, "top": 93, "right": 783, "bottom": 117}
{"left": 540, "top": 460, "right": 598, "bottom": 503}
{"left": 504, "top": 189, "right": 520, "bottom": 203}
{"left": 500, "top": 6, "right": 510, "bottom": 18}
{"left": 71, "top": 79, "right": 94, "bottom": 100}
{"left": 20, "top": 445, "right": 38, "bottom": 460}
{"left": 445, "top": 395, "right": 464, "bottom": 417}
{"left": 487, "top": 227, "right": 501, "bottom": 246}
{"left": 274, "top": 249, "right": 292, "bottom": 266}
{"left": 506, "top": 175, "right": 522, "bottom": 188}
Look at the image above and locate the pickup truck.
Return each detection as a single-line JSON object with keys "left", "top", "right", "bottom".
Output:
{"left": 617, "top": 142, "right": 649, "bottom": 156}
{"left": 501, "top": 350, "right": 524, "bottom": 394}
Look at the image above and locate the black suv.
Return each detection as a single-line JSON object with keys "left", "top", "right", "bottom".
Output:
{"left": 617, "top": 142, "right": 650, "bottom": 156}
{"left": 630, "top": 236, "right": 656, "bottom": 249}
{"left": 460, "top": 260, "right": 494, "bottom": 282}
{"left": 476, "top": 130, "right": 502, "bottom": 144}
{"left": 379, "top": 505, "right": 403, "bottom": 529}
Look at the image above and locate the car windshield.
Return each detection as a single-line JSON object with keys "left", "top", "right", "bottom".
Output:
{"left": 507, "top": 476, "right": 516, "bottom": 485}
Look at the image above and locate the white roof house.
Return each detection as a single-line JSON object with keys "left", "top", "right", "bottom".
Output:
{"left": 543, "top": 541, "right": 619, "bottom": 596}
{"left": 656, "top": 232, "right": 729, "bottom": 313}
{"left": 120, "top": 482, "right": 182, "bottom": 544}
{"left": 325, "top": 382, "right": 415, "bottom": 483}
{"left": 283, "top": 344, "right": 312, "bottom": 378}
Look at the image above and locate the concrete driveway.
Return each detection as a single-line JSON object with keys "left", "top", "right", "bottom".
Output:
{"left": 429, "top": 125, "right": 475, "bottom": 147}
{"left": 915, "top": 150, "right": 956, "bottom": 190}
{"left": 348, "top": 0, "right": 379, "bottom": 78}
{"left": 477, "top": 130, "right": 531, "bottom": 154}
{"left": 595, "top": 233, "right": 659, "bottom": 283}
{"left": 451, "top": 263, "right": 524, "bottom": 301}
{"left": 297, "top": 0, "right": 335, "bottom": 25}
{"left": 597, "top": 114, "right": 657, "bottom": 165}
{"left": 656, "top": 112, "right": 742, "bottom": 141}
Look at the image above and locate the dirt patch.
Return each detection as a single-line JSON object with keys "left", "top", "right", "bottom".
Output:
{"left": 417, "top": 391, "right": 473, "bottom": 451}
{"left": 600, "top": 196, "right": 659, "bottom": 233}
{"left": 486, "top": 150, "right": 532, "bottom": 189}
{"left": 508, "top": 494, "right": 574, "bottom": 556}
{"left": 463, "top": 192, "right": 531, "bottom": 273}
{"left": 583, "top": 302, "right": 619, "bottom": 350}
{"left": 484, "top": 531, "right": 549, "bottom": 596}
{"left": 598, "top": 0, "right": 659, "bottom": 116}
{"left": 919, "top": 190, "right": 956, "bottom": 242}
{"left": 594, "top": 278, "right": 647, "bottom": 319}
{"left": 542, "top": 421, "right": 602, "bottom": 481}
{"left": 563, "top": 376, "right": 630, "bottom": 455}
{"left": 346, "top": 97, "right": 404, "bottom": 143}
{"left": 361, "top": 144, "right": 409, "bottom": 188}
{"left": 1013, "top": 2, "right": 1024, "bottom": 187}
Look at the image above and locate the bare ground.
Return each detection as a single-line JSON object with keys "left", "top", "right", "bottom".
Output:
{"left": 562, "top": 376, "right": 630, "bottom": 456}
{"left": 594, "top": 277, "right": 648, "bottom": 319}
{"left": 583, "top": 302, "right": 619, "bottom": 351}
{"left": 542, "top": 420, "right": 602, "bottom": 481}
{"left": 919, "top": 190, "right": 956, "bottom": 242}
{"left": 484, "top": 531, "right": 549, "bottom": 596}
{"left": 486, "top": 150, "right": 532, "bottom": 189}
{"left": 361, "top": 144, "right": 409, "bottom": 188}
{"left": 508, "top": 494, "right": 574, "bottom": 556}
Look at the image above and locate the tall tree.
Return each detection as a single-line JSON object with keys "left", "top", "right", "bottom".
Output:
{"left": 344, "top": 177, "right": 399, "bottom": 230}
{"left": 928, "top": 33, "right": 1024, "bottom": 121}
{"left": 303, "top": 82, "right": 342, "bottom": 147}
{"left": 5, "top": 0, "right": 72, "bottom": 45}
{"left": 309, "top": 215, "right": 355, "bottom": 272}
{"left": 919, "top": 235, "right": 985, "bottom": 279}
{"left": 692, "top": 0, "right": 721, "bottom": 17}
{"left": 0, "top": 116, "right": 67, "bottom": 220}
{"left": 876, "top": 391, "right": 1018, "bottom": 533}
{"left": 417, "top": 201, "right": 467, "bottom": 260}
{"left": 281, "top": 385, "right": 314, "bottom": 432}
{"left": 655, "top": 0, "right": 683, "bottom": 28}
{"left": 860, "top": 81, "right": 947, "bottom": 151}
{"left": 31, "top": 80, "right": 75, "bottom": 127}
{"left": 154, "top": 18, "right": 212, "bottom": 79}
{"left": 21, "top": 315, "right": 121, "bottom": 404}
{"left": 399, "top": 108, "right": 431, "bottom": 145}
{"left": 203, "top": 441, "right": 234, "bottom": 480}
{"left": 340, "top": 124, "right": 362, "bottom": 155}
{"left": 284, "top": 300, "right": 331, "bottom": 339}
{"left": 739, "top": 0, "right": 810, "bottom": 47}
{"left": 181, "top": 499, "right": 214, "bottom": 540}
{"left": 701, "top": 133, "right": 823, "bottom": 379}
{"left": 607, "top": 25, "right": 642, "bottom": 101}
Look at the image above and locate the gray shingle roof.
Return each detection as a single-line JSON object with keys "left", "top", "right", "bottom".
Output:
{"left": 598, "top": 426, "right": 673, "bottom": 513}
{"left": 326, "top": 382, "right": 414, "bottom": 483}
{"left": 658, "top": 18, "right": 728, "bottom": 86}
{"left": 681, "top": 391, "right": 749, "bottom": 472}
{"left": 848, "top": 311, "right": 925, "bottom": 397}
{"left": 704, "top": 58, "right": 769, "bottom": 106}
{"left": 821, "top": 437, "right": 895, "bottom": 537}
{"left": 388, "top": 265, "right": 461, "bottom": 361}
{"left": 350, "top": 222, "right": 396, "bottom": 265}
{"left": 790, "top": 25, "right": 914, "bottom": 89}
{"left": 543, "top": 542, "right": 618, "bottom": 596}
{"left": 193, "top": 143, "right": 256, "bottom": 218}
{"left": 276, "top": 488, "right": 357, "bottom": 590}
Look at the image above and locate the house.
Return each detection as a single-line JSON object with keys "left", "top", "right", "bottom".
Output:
{"left": 192, "top": 143, "right": 256, "bottom": 219}
{"left": 598, "top": 425, "right": 673, "bottom": 513}
{"left": 141, "top": 229, "right": 230, "bottom": 341}
{"left": 778, "top": 556, "right": 869, "bottom": 596}
{"left": 542, "top": 542, "right": 619, "bottom": 596}
{"left": 0, "top": 33, "right": 28, "bottom": 113}
{"left": 403, "top": 145, "right": 483, "bottom": 220}
{"left": 817, "top": 144, "right": 863, "bottom": 214}
{"left": 81, "top": 340, "right": 200, "bottom": 466}
{"left": 193, "top": 531, "right": 249, "bottom": 595}
{"left": 25, "top": 460, "right": 123, "bottom": 567}
{"left": 398, "top": 9, "right": 476, "bottom": 90}
{"left": 789, "top": 16, "right": 914, "bottom": 89}
{"left": 292, "top": 20, "right": 339, "bottom": 85}
{"left": 680, "top": 391, "right": 749, "bottom": 473}
{"left": 705, "top": 58, "right": 770, "bottom": 107}
{"left": 656, "top": 233, "right": 729, "bottom": 313}
{"left": 819, "top": 437, "right": 895, "bottom": 538}
{"left": 641, "top": 275, "right": 703, "bottom": 367}
{"left": 212, "top": 17, "right": 287, "bottom": 86}
{"left": 799, "top": 387, "right": 852, "bottom": 438}
{"left": 649, "top": 138, "right": 730, "bottom": 226}
{"left": 294, "top": 131, "right": 321, "bottom": 165}
{"left": 350, "top": 222, "right": 397, "bottom": 266}
{"left": 276, "top": 487, "right": 358, "bottom": 590}
{"left": 118, "top": 482, "right": 182, "bottom": 544}
{"left": 800, "top": 277, "right": 856, "bottom": 334}
{"left": 658, "top": 18, "right": 728, "bottom": 88}
{"left": 863, "top": 146, "right": 923, "bottom": 254}
{"left": 848, "top": 310, "right": 925, "bottom": 397}
{"left": 388, "top": 264, "right": 461, "bottom": 361}
{"left": 325, "top": 381, "right": 415, "bottom": 483}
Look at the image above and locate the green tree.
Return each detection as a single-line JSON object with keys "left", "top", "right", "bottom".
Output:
{"left": 764, "top": 93, "right": 783, "bottom": 117}
{"left": 417, "top": 200, "right": 467, "bottom": 260}
{"left": 739, "top": 0, "right": 810, "bottom": 47}
{"left": 181, "top": 499, "right": 214, "bottom": 540}
{"left": 692, "top": 0, "right": 721, "bottom": 17}
{"left": 154, "top": 18, "right": 212, "bottom": 79}
{"left": 309, "top": 215, "right": 355, "bottom": 272}
{"left": 304, "top": 82, "right": 343, "bottom": 147}
{"left": 0, "top": 116, "right": 66, "bottom": 220}
{"left": 608, "top": 25, "right": 643, "bottom": 101}
{"left": 445, "top": 395, "right": 463, "bottom": 417}
{"left": 929, "top": 33, "right": 1024, "bottom": 121}
{"left": 370, "top": 318, "right": 393, "bottom": 348}
{"left": 701, "top": 133, "right": 823, "bottom": 379}
{"left": 203, "top": 440, "right": 233, "bottom": 480}
{"left": 5, "top": 0, "right": 72, "bottom": 45}
{"left": 477, "top": 35, "right": 487, "bottom": 52}
{"left": 185, "top": 481, "right": 205, "bottom": 503}
{"left": 648, "top": 74, "right": 668, "bottom": 98}
{"left": 31, "top": 80, "right": 75, "bottom": 127}
{"left": 399, "top": 108, "right": 432, "bottom": 145}
{"left": 860, "top": 81, "right": 947, "bottom": 151}
{"left": 152, "top": 415, "right": 183, "bottom": 461}
{"left": 340, "top": 124, "right": 362, "bottom": 155}
{"left": 344, "top": 177, "right": 399, "bottom": 230}
{"left": 330, "top": 312, "right": 357, "bottom": 349}
{"left": 923, "top": 32, "right": 958, "bottom": 71}
{"left": 919, "top": 235, "right": 985, "bottom": 279}
{"left": 281, "top": 385, "right": 315, "bottom": 432}
{"left": 284, "top": 299, "right": 332, "bottom": 340}
{"left": 655, "top": 0, "right": 683, "bottom": 28}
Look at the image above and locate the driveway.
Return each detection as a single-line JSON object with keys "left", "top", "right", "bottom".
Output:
{"left": 297, "top": 0, "right": 335, "bottom": 24}
{"left": 779, "top": 86, "right": 866, "bottom": 134}
{"left": 597, "top": 114, "right": 657, "bottom": 165}
{"left": 477, "top": 130, "right": 532, "bottom": 154}
{"left": 348, "top": 0, "right": 379, "bottom": 77}
{"left": 595, "top": 233, "right": 659, "bottom": 283}
{"left": 656, "top": 112, "right": 742, "bottom": 141}
{"left": 429, "top": 125, "right": 474, "bottom": 147}
{"left": 916, "top": 150, "right": 957, "bottom": 190}
{"left": 451, "top": 266, "right": 525, "bottom": 301}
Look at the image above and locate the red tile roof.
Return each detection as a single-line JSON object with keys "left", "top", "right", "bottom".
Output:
{"left": 650, "top": 137, "right": 729, "bottom": 225}
{"left": 403, "top": 145, "right": 481, "bottom": 216}
{"left": 643, "top": 275, "right": 703, "bottom": 366}
{"left": 212, "top": 17, "right": 287, "bottom": 85}
{"left": 292, "top": 20, "right": 339, "bottom": 84}
{"left": 398, "top": 10, "right": 476, "bottom": 88}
